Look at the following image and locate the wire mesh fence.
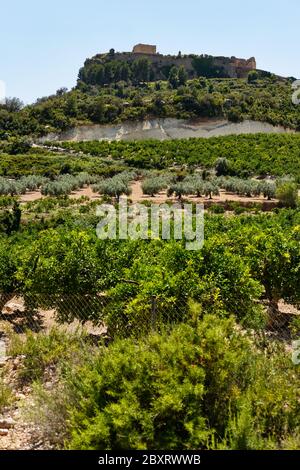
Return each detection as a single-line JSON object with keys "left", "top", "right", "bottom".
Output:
{"left": 0, "top": 292, "right": 189, "bottom": 340}
{"left": 1, "top": 290, "right": 299, "bottom": 395}
{"left": 0, "top": 292, "right": 107, "bottom": 334}
{"left": 0, "top": 291, "right": 299, "bottom": 341}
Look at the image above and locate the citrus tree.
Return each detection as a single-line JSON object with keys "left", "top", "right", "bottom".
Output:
{"left": 276, "top": 182, "right": 298, "bottom": 208}
{"left": 0, "top": 239, "right": 17, "bottom": 310}
{"left": 15, "top": 229, "right": 105, "bottom": 323}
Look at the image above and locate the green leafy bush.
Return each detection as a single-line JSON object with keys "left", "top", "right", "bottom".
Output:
{"left": 276, "top": 182, "right": 299, "bottom": 208}
{"left": 208, "top": 204, "right": 225, "bottom": 214}
{"left": 62, "top": 314, "right": 300, "bottom": 450}
{"left": 8, "top": 327, "right": 87, "bottom": 382}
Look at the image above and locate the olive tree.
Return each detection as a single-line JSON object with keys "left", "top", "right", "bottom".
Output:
{"left": 94, "top": 175, "right": 132, "bottom": 202}
{"left": 167, "top": 182, "right": 193, "bottom": 200}
{"left": 20, "top": 175, "right": 49, "bottom": 191}
{"left": 204, "top": 182, "right": 220, "bottom": 199}
{"left": 141, "top": 176, "right": 169, "bottom": 197}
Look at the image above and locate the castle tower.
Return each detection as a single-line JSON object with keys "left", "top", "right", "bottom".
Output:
{"left": 132, "top": 44, "right": 157, "bottom": 55}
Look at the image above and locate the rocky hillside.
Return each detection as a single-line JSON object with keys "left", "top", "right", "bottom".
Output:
{"left": 78, "top": 48, "right": 257, "bottom": 86}
{"left": 0, "top": 61, "right": 299, "bottom": 140}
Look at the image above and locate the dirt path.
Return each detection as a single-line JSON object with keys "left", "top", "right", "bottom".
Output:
{"left": 20, "top": 191, "right": 45, "bottom": 203}
{"left": 69, "top": 186, "right": 101, "bottom": 200}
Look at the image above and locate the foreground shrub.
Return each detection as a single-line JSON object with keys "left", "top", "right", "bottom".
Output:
{"left": 215, "top": 157, "right": 230, "bottom": 176}
{"left": 8, "top": 327, "right": 88, "bottom": 382}
{"left": 62, "top": 314, "right": 300, "bottom": 450}
{"left": 20, "top": 175, "right": 49, "bottom": 191}
{"left": 208, "top": 204, "right": 225, "bottom": 214}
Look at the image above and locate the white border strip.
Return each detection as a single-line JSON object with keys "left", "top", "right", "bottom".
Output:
{"left": 0, "top": 80, "right": 5, "bottom": 105}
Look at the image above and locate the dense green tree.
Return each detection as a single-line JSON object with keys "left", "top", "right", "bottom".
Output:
{"left": 178, "top": 66, "right": 188, "bottom": 86}
{"left": 141, "top": 177, "right": 167, "bottom": 196}
{"left": 2, "top": 74, "right": 300, "bottom": 136}
{"left": 276, "top": 182, "right": 299, "bottom": 208}
{"left": 215, "top": 157, "right": 230, "bottom": 176}
{"left": 56, "top": 87, "right": 68, "bottom": 96}
{"left": 248, "top": 70, "right": 259, "bottom": 84}
{"left": 132, "top": 58, "right": 150, "bottom": 82}
{"left": 192, "top": 56, "right": 227, "bottom": 78}
{"left": 168, "top": 66, "right": 179, "bottom": 89}
{"left": 108, "top": 48, "right": 115, "bottom": 59}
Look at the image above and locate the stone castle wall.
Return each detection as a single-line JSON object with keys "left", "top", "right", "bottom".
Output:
{"left": 132, "top": 44, "right": 157, "bottom": 55}
{"left": 92, "top": 46, "right": 256, "bottom": 79}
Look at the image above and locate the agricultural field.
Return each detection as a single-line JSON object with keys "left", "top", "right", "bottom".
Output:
{"left": 2, "top": 0, "right": 300, "bottom": 461}
{"left": 1, "top": 29, "right": 300, "bottom": 453}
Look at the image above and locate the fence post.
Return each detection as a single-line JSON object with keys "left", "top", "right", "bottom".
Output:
{"left": 151, "top": 296, "right": 157, "bottom": 331}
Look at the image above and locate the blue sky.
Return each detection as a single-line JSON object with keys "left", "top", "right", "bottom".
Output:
{"left": 0, "top": 0, "right": 299, "bottom": 104}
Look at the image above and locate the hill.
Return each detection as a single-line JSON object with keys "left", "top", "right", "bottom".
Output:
{"left": 78, "top": 45, "right": 257, "bottom": 85}
{"left": 0, "top": 48, "right": 299, "bottom": 139}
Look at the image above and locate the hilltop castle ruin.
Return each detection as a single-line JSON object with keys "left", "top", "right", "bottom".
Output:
{"left": 130, "top": 44, "right": 256, "bottom": 79}
{"left": 132, "top": 44, "right": 157, "bottom": 55}
{"left": 112, "top": 44, "right": 256, "bottom": 79}
{"left": 85, "top": 44, "right": 257, "bottom": 82}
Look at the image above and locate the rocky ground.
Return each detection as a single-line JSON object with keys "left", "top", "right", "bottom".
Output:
{"left": 0, "top": 299, "right": 105, "bottom": 451}
{"left": 38, "top": 118, "right": 295, "bottom": 143}
{"left": 0, "top": 353, "right": 54, "bottom": 450}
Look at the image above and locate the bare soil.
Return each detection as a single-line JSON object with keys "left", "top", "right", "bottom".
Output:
{"left": 19, "top": 182, "right": 278, "bottom": 209}
{"left": 1, "top": 297, "right": 106, "bottom": 337}
{"left": 20, "top": 191, "right": 45, "bottom": 203}
{"left": 129, "top": 181, "right": 277, "bottom": 207}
